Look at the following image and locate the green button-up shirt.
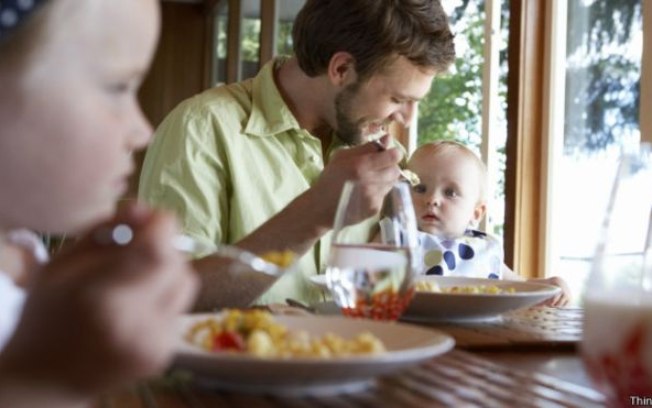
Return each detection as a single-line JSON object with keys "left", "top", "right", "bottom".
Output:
{"left": 139, "top": 57, "right": 349, "bottom": 305}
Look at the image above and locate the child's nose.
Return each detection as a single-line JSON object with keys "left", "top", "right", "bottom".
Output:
{"left": 128, "top": 107, "right": 153, "bottom": 150}
{"left": 426, "top": 195, "right": 441, "bottom": 207}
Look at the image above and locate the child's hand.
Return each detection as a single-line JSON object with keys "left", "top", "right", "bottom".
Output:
{"left": 0, "top": 229, "right": 48, "bottom": 288}
{"left": 528, "top": 276, "right": 571, "bottom": 307}
{"left": 0, "top": 203, "right": 199, "bottom": 395}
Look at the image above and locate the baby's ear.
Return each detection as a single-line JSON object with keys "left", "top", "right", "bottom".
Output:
{"left": 472, "top": 202, "right": 487, "bottom": 225}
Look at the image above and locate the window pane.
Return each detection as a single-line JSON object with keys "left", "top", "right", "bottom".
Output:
{"left": 241, "top": 0, "right": 261, "bottom": 80}
{"left": 214, "top": 2, "right": 229, "bottom": 84}
{"left": 276, "top": 0, "right": 305, "bottom": 56}
{"left": 553, "top": 0, "right": 642, "bottom": 302}
{"left": 417, "top": 0, "right": 509, "bottom": 238}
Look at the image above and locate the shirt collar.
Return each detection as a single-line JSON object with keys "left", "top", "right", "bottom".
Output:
{"left": 245, "top": 56, "right": 302, "bottom": 137}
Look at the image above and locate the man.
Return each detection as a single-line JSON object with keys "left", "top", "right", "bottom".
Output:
{"left": 139, "top": 0, "right": 455, "bottom": 308}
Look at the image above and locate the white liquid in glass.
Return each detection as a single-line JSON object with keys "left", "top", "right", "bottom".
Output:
{"left": 582, "top": 293, "right": 652, "bottom": 404}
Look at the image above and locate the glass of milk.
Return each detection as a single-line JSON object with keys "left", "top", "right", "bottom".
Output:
{"left": 582, "top": 143, "right": 652, "bottom": 405}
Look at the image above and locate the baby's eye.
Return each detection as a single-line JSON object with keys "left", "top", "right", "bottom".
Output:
{"left": 106, "top": 82, "right": 130, "bottom": 94}
{"left": 105, "top": 78, "right": 141, "bottom": 96}
{"left": 412, "top": 184, "right": 426, "bottom": 194}
{"left": 445, "top": 188, "right": 458, "bottom": 198}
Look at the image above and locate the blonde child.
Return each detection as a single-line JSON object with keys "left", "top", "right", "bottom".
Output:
{"left": 407, "top": 141, "right": 570, "bottom": 306}
{"left": 0, "top": 0, "right": 198, "bottom": 406}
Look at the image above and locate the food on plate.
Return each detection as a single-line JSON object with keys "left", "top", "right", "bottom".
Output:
{"left": 415, "top": 280, "right": 515, "bottom": 294}
{"left": 186, "top": 309, "right": 386, "bottom": 358}
{"left": 260, "top": 250, "right": 295, "bottom": 268}
{"left": 415, "top": 280, "right": 441, "bottom": 293}
{"left": 442, "top": 285, "right": 516, "bottom": 294}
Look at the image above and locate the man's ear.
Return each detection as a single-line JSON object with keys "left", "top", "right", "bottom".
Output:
{"left": 327, "top": 51, "right": 357, "bottom": 87}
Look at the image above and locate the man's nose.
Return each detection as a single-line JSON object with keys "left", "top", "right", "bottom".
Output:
{"left": 389, "top": 101, "right": 415, "bottom": 126}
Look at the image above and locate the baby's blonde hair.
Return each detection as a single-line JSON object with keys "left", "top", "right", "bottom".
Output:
{"left": 408, "top": 140, "right": 488, "bottom": 201}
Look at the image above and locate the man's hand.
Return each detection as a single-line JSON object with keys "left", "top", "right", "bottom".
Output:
{"left": 308, "top": 134, "right": 403, "bottom": 229}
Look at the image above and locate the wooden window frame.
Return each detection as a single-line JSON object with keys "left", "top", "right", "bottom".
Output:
{"left": 504, "top": 0, "right": 547, "bottom": 278}
{"left": 642, "top": 1, "right": 652, "bottom": 144}
{"left": 507, "top": 0, "right": 650, "bottom": 279}
{"left": 207, "top": 0, "right": 279, "bottom": 84}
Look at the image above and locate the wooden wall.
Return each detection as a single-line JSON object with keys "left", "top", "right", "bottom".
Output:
{"left": 129, "top": 2, "right": 213, "bottom": 197}
{"left": 140, "top": 2, "right": 212, "bottom": 126}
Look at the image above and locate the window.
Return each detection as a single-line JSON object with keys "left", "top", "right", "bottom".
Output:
{"left": 214, "top": 1, "right": 229, "bottom": 84}
{"left": 544, "top": 0, "right": 643, "bottom": 302}
{"left": 211, "top": 0, "right": 513, "bottom": 260}
{"left": 212, "top": 0, "right": 305, "bottom": 84}
{"left": 418, "top": 0, "right": 510, "bottom": 238}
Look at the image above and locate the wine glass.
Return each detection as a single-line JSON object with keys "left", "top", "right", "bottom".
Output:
{"left": 325, "top": 180, "right": 419, "bottom": 320}
{"left": 582, "top": 143, "right": 652, "bottom": 404}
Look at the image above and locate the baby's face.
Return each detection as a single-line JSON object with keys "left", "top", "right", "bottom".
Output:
{"left": 0, "top": 0, "right": 160, "bottom": 232}
{"left": 408, "top": 150, "right": 485, "bottom": 238}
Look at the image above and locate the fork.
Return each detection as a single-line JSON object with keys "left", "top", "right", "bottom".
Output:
{"left": 173, "top": 235, "right": 282, "bottom": 277}
{"left": 94, "top": 225, "right": 283, "bottom": 277}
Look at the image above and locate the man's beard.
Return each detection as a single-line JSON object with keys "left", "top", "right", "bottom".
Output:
{"left": 334, "top": 82, "right": 364, "bottom": 145}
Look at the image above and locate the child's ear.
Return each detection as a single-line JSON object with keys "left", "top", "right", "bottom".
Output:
{"left": 472, "top": 202, "right": 487, "bottom": 225}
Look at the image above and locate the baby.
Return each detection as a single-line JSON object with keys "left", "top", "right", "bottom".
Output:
{"left": 407, "top": 141, "right": 570, "bottom": 306}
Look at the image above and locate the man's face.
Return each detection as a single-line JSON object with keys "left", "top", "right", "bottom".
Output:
{"left": 334, "top": 56, "right": 436, "bottom": 145}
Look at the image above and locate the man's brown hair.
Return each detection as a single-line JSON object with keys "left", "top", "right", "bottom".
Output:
{"left": 292, "top": 0, "right": 455, "bottom": 81}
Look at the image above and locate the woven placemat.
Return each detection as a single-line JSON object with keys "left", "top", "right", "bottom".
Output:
{"left": 420, "top": 307, "right": 583, "bottom": 350}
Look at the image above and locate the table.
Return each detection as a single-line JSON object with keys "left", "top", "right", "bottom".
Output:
{"left": 98, "top": 308, "right": 606, "bottom": 407}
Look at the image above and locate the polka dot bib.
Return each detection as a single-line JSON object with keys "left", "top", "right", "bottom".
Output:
{"left": 0, "top": 0, "right": 47, "bottom": 41}
{"left": 416, "top": 229, "right": 503, "bottom": 279}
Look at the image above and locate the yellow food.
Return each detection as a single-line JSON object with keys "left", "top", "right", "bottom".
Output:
{"left": 443, "top": 285, "right": 516, "bottom": 294}
{"left": 186, "top": 309, "right": 386, "bottom": 358}
{"left": 260, "top": 250, "right": 295, "bottom": 268}
{"left": 415, "top": 280, "right": 440, "bottom": 292}
{"left": 415, "top": 280, "right": 516, "bottom": 294}
{"left": 400, "top": 168, "right": 421, "bottom": 186}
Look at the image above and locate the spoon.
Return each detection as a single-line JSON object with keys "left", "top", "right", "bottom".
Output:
{"left": 371, "top": 139, "right": 421, "bottom": 186}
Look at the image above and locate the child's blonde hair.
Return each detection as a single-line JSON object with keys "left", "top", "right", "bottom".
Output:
{"left": 408, "top": 140, "right": 488, "bottom": 201}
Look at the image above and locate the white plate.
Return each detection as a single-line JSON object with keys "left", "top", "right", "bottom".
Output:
{"left": 310, "top": 274, "right": 560, "bottom": 322}
{"left": 404, "top": 276, "right": 560, "bottom": 322}
{"left": 174, "top": 313, "right": 454, "bottom": 396}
